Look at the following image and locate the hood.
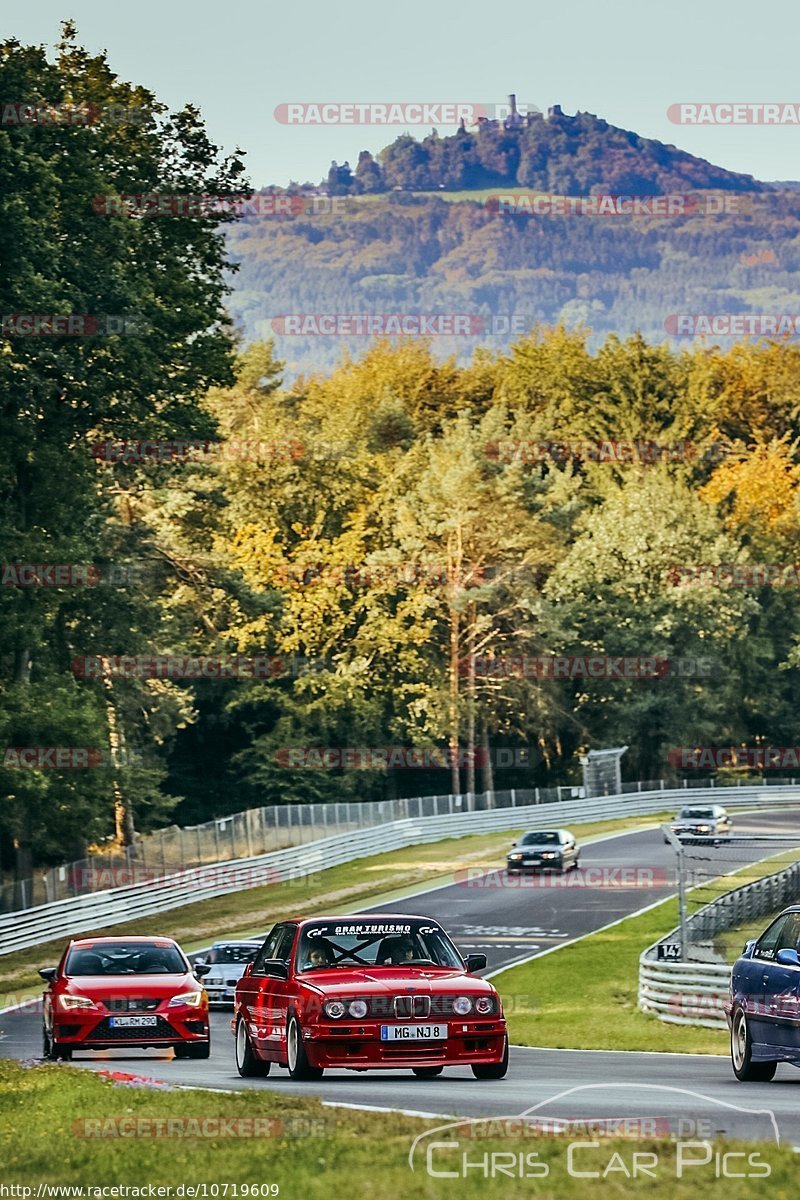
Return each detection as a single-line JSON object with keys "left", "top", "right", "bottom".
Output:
{"left": 296, "top": 966, "right": 496, "bottom": 997}
{"left": 61, "top": 972, "right": 199, "bottom": 998}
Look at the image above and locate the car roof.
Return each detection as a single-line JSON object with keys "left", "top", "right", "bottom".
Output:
{"left": 70, "top": 935, "right": 178, "bottom": 947}
{"left": 212, "top": 939, "right": 262, "bottom": 946}
{"left": 288, "top": 913, "right": 443, "bottom": 926}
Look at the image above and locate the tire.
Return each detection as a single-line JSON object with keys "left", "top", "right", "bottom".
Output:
{"left": 235, "top": 1017, "right": 270, "bottom": 1077}
{"left": 286, "top": 1013, "right": 323, "bottom": 1081}
{"left": 49, "top": 1039, "right": 73, "bottom": 1061}
{"left": 471, "top": 1036, "right": 509, "bottom": 1080}
{"left": 572, "top": 855, "right": 580, "bottom": 871}
{"left": 412, "top": 1066, "right": 443, "bottom": 1078}
{"left": 731, "top": 1008, "right": 777, "bottom": 1082}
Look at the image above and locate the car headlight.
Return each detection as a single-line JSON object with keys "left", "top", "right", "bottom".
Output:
{"left": 540, "top": 851, "right": 557, "bottom": 859}
{"left": 508, "top": 853, "right": 523, "bottom": 861}
{"left": 168, "top": 990, "right": 205, "bottom": 1008}
{"left": 453, "top": 996, "right": 473, "bottom": 1016}
{"left": 58, "top": 994, "right": 97, "bottom": 1011}
{"left": 475, "top": 996, "right": 494, "bottom": 1015}
{"left": 324, "top": 1000, "right": 346, "bottom": 1019}
{"left": 348, "top": 999, "right": 368, "bottom": 1019}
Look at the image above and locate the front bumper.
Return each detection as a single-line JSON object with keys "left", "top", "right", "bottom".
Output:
{"left": 51, "top": 1009, "right": 209, "bottom": 1049}
{"left": 205, "top": 982, "right": 238, "bottom": 1005}
{"left": 300, "top": 1017, "right": 507, "bottom": 1069}
{"left": 507, "top": 858, "right": 562, "bottom": 871}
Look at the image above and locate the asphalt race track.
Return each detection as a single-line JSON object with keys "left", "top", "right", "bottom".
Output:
{"left": 3, "top": 810, "right": 800, "bottom": 1143}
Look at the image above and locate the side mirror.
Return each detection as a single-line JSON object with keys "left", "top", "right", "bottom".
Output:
{"left": 776, "top": 948, "right": 800, "bottom": 967}
{"left": 38, "top": 967, "right": 58, "bottom": 983}
{"left": 465, "top": 953, "right": 487, "bottom": 973}
{"left": 511, "top": 841, "right": 517, "bottom": 848}
{"left": 262, "top": 959, "right": 289, "bottom": 980}
{"left": 743, "top": 939, "right": 757, "bottom": 958}
{"left": 194, "top": 963, "right": 212, "bottom": 978}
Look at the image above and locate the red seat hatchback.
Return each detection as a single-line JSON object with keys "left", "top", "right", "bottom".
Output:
{"left": 39, "top": 936, "right": 211, "bottom": 1060}
{"left": 233, "top": 914, "right": 508, "bottom": 1080}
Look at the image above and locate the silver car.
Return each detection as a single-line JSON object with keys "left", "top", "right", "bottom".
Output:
{"left": 195, "top": 940, "right": 262, "bottom": 1006}
{"left": 668, "top": 804, "right": 733, "bottom": 844}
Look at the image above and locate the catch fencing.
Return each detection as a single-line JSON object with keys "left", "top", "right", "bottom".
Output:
{"left": 2, "top": 774, "right": 793, "bottom": 913}
{"left": 2, "top": 783, "right": 800, "bottom": 957}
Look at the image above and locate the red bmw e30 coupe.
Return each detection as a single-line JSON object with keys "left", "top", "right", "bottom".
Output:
{"left": 233, "top": 914, "right": 508, "bottom": 1080}
{"left": 39, "top": 936, "right": 211, "bottom": 1059}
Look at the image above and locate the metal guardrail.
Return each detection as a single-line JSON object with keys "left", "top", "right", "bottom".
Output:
{"left": 3, "top": 783, "right": 800, "bottom": 959}
{"left": 5, "top": 773, "right": 798, "bottom": 913}
{"left": 639, "top": 857, "right": 800, "bottom": 1030}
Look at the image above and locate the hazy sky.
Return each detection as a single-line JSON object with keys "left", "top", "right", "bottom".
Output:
{"left": 6, "top": 0, "right": 800, "bottom": 187}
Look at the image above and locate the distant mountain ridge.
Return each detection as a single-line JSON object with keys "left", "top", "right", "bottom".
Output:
{"left": 319, "top": 106, "right": 763, "bottom": 196}
{"left": 228, "top": 107, "right": 800, "bottom": 379}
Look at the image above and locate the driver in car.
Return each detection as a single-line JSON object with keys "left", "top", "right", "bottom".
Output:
{"left": 382, "top": 937, "right": 416, "bottom": 965}
{"left": 302, "top": 941, "right": 334, "bottom": 970}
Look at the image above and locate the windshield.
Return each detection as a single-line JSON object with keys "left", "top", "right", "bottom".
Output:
{"left": 65, "top": 942, "right": 187, "bottom": 975}
{"left": 295, "top": 920, "right": 464, "bottom": 971}
{"left": 206, "top": 944, "right": 258, "bottom": 965}
{"left": 521, "top": 831, "right": 560, "bottom": 845}
{"left": 679, "top": 809, "right": 715, "bottom": 820}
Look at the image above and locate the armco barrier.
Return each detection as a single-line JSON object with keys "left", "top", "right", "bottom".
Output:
{"left": 639, "top": 857, "right": 800, "bottom": 1030}
{"left": 3, "top": 784, "right": 800, "bottom": 958}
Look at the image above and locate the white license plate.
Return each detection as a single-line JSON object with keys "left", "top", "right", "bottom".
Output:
{"left": 380, "top": 1023, "right": 447, "bottom": 1041}
{"left": 109, "top": 1015, "right": 158, "bottom": 1028}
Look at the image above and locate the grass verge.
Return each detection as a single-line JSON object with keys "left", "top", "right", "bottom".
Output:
{"left": 0, "top": 1060, "right": 793, "bottom": 1195}
{"left": 0, "top": 814, "right": 669, "bottom": 1000}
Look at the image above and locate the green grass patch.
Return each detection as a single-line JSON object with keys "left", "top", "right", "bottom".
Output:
{"left": 497, "top": 897, "right": 732, "bottom": 1054}
{"left": 0, "top": 815, "right": 668, "bottom": 1000}
{"left": 0, "top": 1060, "right": 793, "bottom": 1195}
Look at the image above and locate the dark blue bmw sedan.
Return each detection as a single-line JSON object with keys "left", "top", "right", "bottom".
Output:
{"left": 727, "top": 905, "right": 800, "bottom": 1081}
